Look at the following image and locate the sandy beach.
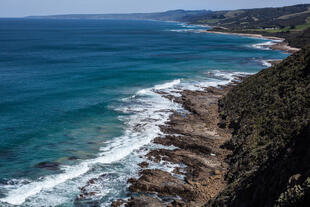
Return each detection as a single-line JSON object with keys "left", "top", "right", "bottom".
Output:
{"left": 202, "top": 30, "right": 300, "bottom": 54}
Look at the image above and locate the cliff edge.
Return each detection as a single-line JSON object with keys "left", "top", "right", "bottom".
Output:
{"left": 208, "top": 47, "right": 310, "bottom": 207}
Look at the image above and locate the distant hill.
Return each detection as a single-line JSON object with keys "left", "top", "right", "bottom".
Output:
{"left": 182, "top": 4, "right": 310, "bottom": 48}
{"left": 184, "top": 4, "right": 310, "bottom": 29}
{"left": 27, "top": 10, "right": 211, "bottom": 22}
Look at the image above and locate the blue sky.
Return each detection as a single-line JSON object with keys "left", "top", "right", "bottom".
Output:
{"left": 1, "top": 0, "right": 310, "bottom": 17}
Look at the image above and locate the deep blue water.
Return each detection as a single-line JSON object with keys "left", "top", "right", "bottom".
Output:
{"left": 0, "top": 19, "right": 287, "bottom": 206}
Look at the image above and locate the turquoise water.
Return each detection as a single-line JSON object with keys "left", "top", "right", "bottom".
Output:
{"left": 0, "top": 19, "right": 287, "bottom": 206}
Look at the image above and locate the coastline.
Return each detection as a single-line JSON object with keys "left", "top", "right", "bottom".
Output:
{"left": 0, "top": 20, "right": 289, "bottom": 207}
{"left": 76, "top": 74, "right": 249, "bottom": 206}
{"left": 0, "top": 18, "right": 308, "bottom": 207}
{"left": 167, "top": 21, "right": 300, "bottom": 54}
{"left": 75, "top": 23, "right": 293, "bottom": 207}
{"left": 202, "top": 30, "right": 300, "bottom": 54}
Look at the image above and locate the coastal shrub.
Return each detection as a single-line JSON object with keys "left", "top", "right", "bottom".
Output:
{"left": 207, "top": 46, "right": 310, "bottom": 207}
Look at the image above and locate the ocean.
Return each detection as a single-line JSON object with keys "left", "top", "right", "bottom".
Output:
{"left": 0, "top": 19, "right": 287, "bottom": 206}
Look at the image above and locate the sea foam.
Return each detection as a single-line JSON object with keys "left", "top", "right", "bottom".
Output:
{"left": 251, "top": 39, "right": 283, "bottom": 50}
{"left": 0, "top": 72, "right": 252, "bottom": 206}
{"left": 0, "top": 79, "right": 183, "bottom": 206}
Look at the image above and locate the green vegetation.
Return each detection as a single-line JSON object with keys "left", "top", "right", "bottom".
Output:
{"left": 197, "top": 19, "right": 220, "bottom": 24}
{"left": 294, "top": 22, "right": 310, "bottom": 30}
{"left": 250, "top": 27, "right": 291, "bottom": 33}
{"left": 278, "top": 7, "right": 310, "bottom": 20}
{"left": 249, "top": 22, "right": 310, "bottom": 33}
{"left": 184, "top": 4, "right": 310, "bottom": 29}
{"left": 183, "top": 4, "right": 310, "bottom": 48}
{"left": 206, "top": 47, "right": 310, "bottom": 207}
{"left": 224, "top": 10, "right": 245, "bottom": 18}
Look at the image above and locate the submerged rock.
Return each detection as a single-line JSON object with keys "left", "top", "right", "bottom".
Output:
{"left": 34, "top": 161, "right": 60, "bottom": 170}
{"left": 68, "top": 156, "right": 79, "bottom": 160}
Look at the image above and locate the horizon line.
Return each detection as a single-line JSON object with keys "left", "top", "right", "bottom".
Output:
{"left": 0, "top": 3, "right": 309, "bottom": 18}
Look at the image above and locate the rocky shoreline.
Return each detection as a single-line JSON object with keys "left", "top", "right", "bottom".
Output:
{"left": 75, "top": 47, "right": 310, "bottom": 207}
{"left": 75, "top": 75, "right": 249, "bottom": 206}
{"left": 114, "top": 83, "right": 238, "bottom": 206}
{"left": 118, "top": 85, "right": 233, "bottom": 206}
{"left": 74, "top": 42, "right": 307, "bottom": 207}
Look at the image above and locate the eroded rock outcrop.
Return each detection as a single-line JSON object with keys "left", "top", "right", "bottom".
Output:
{"left": 110, "top": 83, "right": 235, "bottom": 206}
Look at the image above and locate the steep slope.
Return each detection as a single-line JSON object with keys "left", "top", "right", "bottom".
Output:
{"left": 278, "top": 27, "right": 310, "bottom": 49}
{"left": 207, "top": 47, "right": 310, "bottom": 206}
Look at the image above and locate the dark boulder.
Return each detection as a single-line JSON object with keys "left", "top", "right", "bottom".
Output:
{"left": 34, "top": 161, "right": 60, "bottom": 170}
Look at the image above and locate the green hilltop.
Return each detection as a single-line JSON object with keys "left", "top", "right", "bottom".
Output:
{"left": 182, "top": 4, "right": 310, "bottom": 48}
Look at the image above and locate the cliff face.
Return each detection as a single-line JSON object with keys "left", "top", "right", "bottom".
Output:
{"left": 208, "top": 47, "right": 310, "bottom": 207}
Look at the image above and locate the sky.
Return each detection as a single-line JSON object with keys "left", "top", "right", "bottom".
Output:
{"left": 1, "top": 0, "right": 310, "bottom": 17}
